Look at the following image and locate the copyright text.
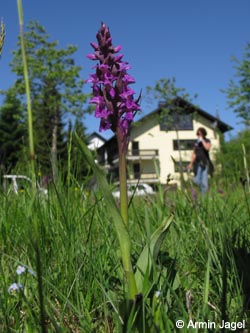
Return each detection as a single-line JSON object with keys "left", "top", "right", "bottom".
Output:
{"left": 175, "top": 319, "right": 246, "bottom": 331}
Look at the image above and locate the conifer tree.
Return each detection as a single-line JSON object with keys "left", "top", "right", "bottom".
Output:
{"left": 10, "top": 20, "right": 87, "bottom": 180}
{"left": 0, "top": 88, "right": 25, "bottom": 172}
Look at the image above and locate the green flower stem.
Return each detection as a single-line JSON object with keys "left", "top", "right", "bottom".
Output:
{"left": 75, "top": 132, "right": 138, "bottom": 300}
{"left": 118, "top": 146, "right": 129, "bottom": 226}
{"left": 118, "top": 148, "right": 138, "bottom": 298}
{"left": 125, "top": 269, "right": 138, "bottom": 301}
{"left": 17, "top": 0, "right": 35, "bottom": 184}
{"left": 117, "top": 130, "right": 138, "bottom": 299}
{"left": 121, "top": 226, "right": 138, "bottom": 300}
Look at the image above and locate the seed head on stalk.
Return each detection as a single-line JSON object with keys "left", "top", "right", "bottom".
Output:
{"left": 0, "top": 20, "right": 5, "bottom": 57}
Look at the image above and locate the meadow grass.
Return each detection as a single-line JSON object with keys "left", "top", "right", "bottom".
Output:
{"left": 7, "top": 1, "right": 249, "bottom": 331}
{"left": 0, "top": 179, "right": 250, "bottom": 332}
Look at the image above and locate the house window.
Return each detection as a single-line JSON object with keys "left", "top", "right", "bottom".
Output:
{"left": 132, "top": 141, "right": 139, "bottom": 155}
{"left": 174, "top": 161, "right": 190, "bottom": 173}
{"left": 173, "top": 139, "right": 196, "bottom": 151}
{"left": 160, "top": 113, "right": 193, "bottom": 131}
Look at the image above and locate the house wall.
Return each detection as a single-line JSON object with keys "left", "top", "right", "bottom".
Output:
{"left": 129, "top": 114, "right": 220, "bottom": 185}
{"left": 88, "top": 136, "right": 105, "bottom": 151}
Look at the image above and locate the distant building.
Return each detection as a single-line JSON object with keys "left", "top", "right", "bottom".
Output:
{"left": 96, "top": 98, "right": 232, "bottom": 186}
{"left": 87, "top": 132, "right": 106, "bottom": 151}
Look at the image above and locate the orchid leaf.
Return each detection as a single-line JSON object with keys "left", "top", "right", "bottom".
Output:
{"left": 74, "top": 132, "right": 130, "bottom": 254}
{"left": 135, "top": 214, "right": 174, "bottom": 293}
{"left": 74, "top": 133, "right": 137, "bottom": 298}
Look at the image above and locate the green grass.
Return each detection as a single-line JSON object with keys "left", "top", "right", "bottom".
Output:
{"left": 3, "top": 2, "right": 248, "bottom": 331}
{"left": 9, "top": 1, "right": 249, "bottom": 331}
{"left": 0, "top": 180, "right": 250, "bottom": 332}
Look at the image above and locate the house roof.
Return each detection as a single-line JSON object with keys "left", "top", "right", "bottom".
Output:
{"left": 97, "top": 97, "right": 233, "bottom": 146}
{"left": 137, "top": 97, "right": 233, "bottom": 133}
{"left": 87, "top": 131, "right": 107, "bottom": 143}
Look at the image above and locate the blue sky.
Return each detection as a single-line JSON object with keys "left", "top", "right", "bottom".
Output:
{"left": 1, "top": 0, "right": 250, "bottom": 140}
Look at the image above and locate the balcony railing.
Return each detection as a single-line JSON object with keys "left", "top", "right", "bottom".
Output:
{"left": 127, "top": 149, "right": 159, "bottom": 160}
{"left": 111, "top": 171, "right": 158, "bottom": 184}
{"left": 129, "top": 172, "right": 158, "bottom": 181}
{"left": 98, "top": 149, "right": 159, "bottom": 165}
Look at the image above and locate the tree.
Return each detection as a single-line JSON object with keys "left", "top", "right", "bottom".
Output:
{"left": 10, "top": 20, "right": 88, "bottom": 180}
{"left": 35, "top": 79, "right": 66, "bottom": 178}
{"left": 0, "top": 88, "right": 26, "bottom": 172}
{"left": 146, "top": 78, "right": 197, "bottom": 183}
{"left": 216, "top": 130, "right": 250, "bottom": 185}
{"left": 224, "top": 43, "right": 250, "bottom": 127}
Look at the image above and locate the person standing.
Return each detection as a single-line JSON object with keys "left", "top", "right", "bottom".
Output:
{"left": 187, "top": 127, "right": 213, "bottom": 194}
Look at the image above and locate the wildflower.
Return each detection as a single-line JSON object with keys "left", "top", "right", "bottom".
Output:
{"left": 87, "top": 22, "right": 140, "bottom": 141}
{"left": 85, "top": 23, "right": 140, "bottom": 301}
{"left": 8, "top": 282, "right": 23, "bottom": 293}
{"left": 28, "top": 268, "right": 36, "bottom": 276}
{"left": 155, "top": 290, "right": 161, "bottom": 298}
{"left": 16, "top": 265, "right": 26, "bottom": 275}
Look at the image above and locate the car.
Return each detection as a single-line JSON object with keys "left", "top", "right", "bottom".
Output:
{"left": 2, "top": 175, "right": 48, "bottom": 196}
{"left": 112, "top": 183, "right": 155, "bottom": 198}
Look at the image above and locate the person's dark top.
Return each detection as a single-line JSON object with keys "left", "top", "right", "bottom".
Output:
{"left": 194, "top": 138, "right": 211, "bottom": 165}
{"left": 193, "top": 138, "right": 214, "bottom": 176}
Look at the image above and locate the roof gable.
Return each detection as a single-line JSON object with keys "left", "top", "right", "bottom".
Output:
{"left": 87, "top": 131, "right": 106, "bottom": 143}
{"left": 97, "top": 97, "right": 233, "bottom": 147}
{"left": 134, "top": 97, "right": 232, "bottom": 133}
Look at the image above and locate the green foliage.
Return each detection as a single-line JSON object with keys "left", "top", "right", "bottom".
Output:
{"left": 0, "top": 177, "right": 249, "bottom": 332}
{"left": 224, "top": 43, "right": 250, "bottom": 127}
{"left": 11, "top": 20, "right": 87, "bottom": 115}
{"left": 135, "top": 214, "right": 174, "bottom": 294}
{"left": 67, "top": 118, "right": 89, "bottom": 181}
{"left": 0, "top": 88, "right": 26, "bottom": 172}
{"left": 9, "top": 20, "right": 88, "bottom": 177}
{"left": 34, "top": 80, "right": 66, "bottom": 176}
{"left": 146, "top": 77, "right": 197, "bottom": 115}
{"left": 74, "top": 133, "right": 138, "bottom": 301}
{"left": 216, "top": 129, "right": 250, "bottom": 183}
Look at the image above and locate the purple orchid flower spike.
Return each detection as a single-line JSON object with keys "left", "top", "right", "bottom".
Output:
{"left": 87, "top": 22, "right": 141, "bottom": 150}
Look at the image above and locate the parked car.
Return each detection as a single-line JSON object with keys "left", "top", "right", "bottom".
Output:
{"left": 112, "top": 183, "right": 155, "bottom": 198}
{"left": 2, "top": 175, "right": 48, "bottom": 196}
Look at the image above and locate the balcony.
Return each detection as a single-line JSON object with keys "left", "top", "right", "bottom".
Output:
{"left": 128, "top": 171, "right": 159, "bottom": 183}
{"left": 127, "top": 149, "right": 159, "bottom": 161}
{"left": 98, "top": 149, "right": 159, "bottom": 166}
{"left": 112, "top": 171, "right": 159, "bottom": 185}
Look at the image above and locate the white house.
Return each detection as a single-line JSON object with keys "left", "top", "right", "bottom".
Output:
{"left": 97, "top": 98, "right": 232, "bottom": 186}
